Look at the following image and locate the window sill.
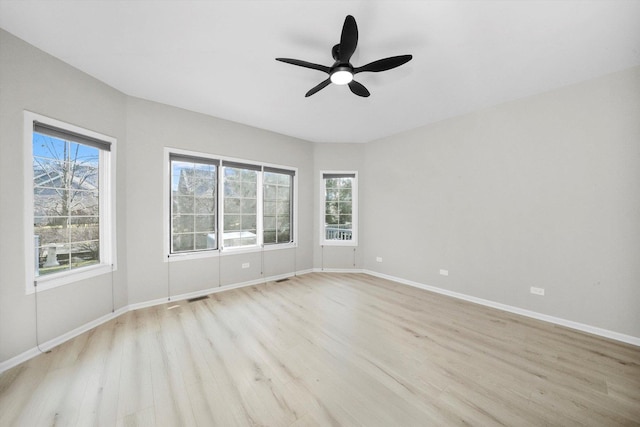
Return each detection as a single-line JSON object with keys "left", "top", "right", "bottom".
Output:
{"left": 321, "top": 241, "right": 358, "bottom": 247}
{"left": 167, "top": 242, "right": 297, "bottom": 262}
{"left": 29, "top": 263, "right": 115, "bottom": 294}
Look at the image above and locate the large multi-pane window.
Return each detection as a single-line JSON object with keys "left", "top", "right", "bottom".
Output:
{"left": 263, "top": 168, "right": 293, "bottom": 245}
{"left": 321, "top": 172, "right": 358, "bottom": 246}
{"left": 30, "top": 118, "right": 113, "bottom": 283}
{"left": 167, "top": 150, "right": 296, "bottom": 255}
{"left": 170, "top": 155, "right": 218, "bottom": 253}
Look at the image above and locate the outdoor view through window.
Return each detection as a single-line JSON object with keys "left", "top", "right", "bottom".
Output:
{"left": 33, "top": 132, "right": 101, "bottom": 276}
{"left": 323, "top": 173, "right": 356, "bottom": 243}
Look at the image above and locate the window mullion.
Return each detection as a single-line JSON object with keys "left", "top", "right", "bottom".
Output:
{"left": 218, "top": 164, "right": 224, "bottom": 251}
{"left": 257, "top": 170, "right": 264, "bottom": 247}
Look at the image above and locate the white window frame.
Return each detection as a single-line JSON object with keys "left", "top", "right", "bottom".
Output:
{"left": 163, "top": 147, "right": 298, "bottom": 262}
{"left": 320, "top": 170, "right": 358, "bottom": 247}
{"left": 24, "top": 111, "right": 117, "bottom": 294}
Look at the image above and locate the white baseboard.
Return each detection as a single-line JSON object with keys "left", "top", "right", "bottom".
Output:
{"left": 0, "top": 269, "right": 313, "bottom": 374}
{"left": 0, "top": 306, "right": 128, "bottom": 374}
{"left": 4, "top": 267, "right": 637, "bottom": 374}
{"left": 313, "top": 268, "right": 365, "bottom": 274}
{"left": 364, "top": 269, "right": 640, "bottom": 347}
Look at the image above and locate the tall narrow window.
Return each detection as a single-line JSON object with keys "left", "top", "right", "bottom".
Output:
{"left": 321, "top": 172, "right": 358, "bottom": 246}
{"left": 222, "top": 162, "right": 260, "bottom": 248}
{"left": 170, "top": 155, "right": 218, "bottom": 253}
{"left": 263, "top": 167, "right": 293, "bottom": 245}
{"left": 31, "top": 119, "right": 113, "bottom": 281}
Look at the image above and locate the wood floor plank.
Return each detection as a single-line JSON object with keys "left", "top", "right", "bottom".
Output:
{"left": 1, "top": 273, "right": 639, "bottom": 426}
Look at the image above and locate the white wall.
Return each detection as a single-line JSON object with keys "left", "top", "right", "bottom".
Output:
{"left": 0, "top": 29, "right": 128, "bottom": 362}
{"left": 1, "top": 26, "right": 638, "bottom": 367}
{"left": 124, "top": 97, "right": 314, "bottom": 305}
{"left": 362, "top": 66, "right": 640, "bottom": 338}
{"left": 312, "top": 143, "right": 366, "bottom": 270}
{"left": 0, "top": 29, "right": 314, "bottom": 365}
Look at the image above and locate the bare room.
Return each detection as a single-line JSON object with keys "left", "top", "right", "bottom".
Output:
{"left": 1, "top": 1, "right": 639, "bottom": 425}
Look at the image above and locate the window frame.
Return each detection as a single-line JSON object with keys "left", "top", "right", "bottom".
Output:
{"left": 263, "top": 167, "right": 295, "bottom": 246}
{"left": 320, "top": 170, "right": 358, "bottom": 247}
{"left": 24, "top": 111, "right": 117, "bottom": 294}
{"left": 164, "top": 148, "right": 297, "bottom": 262}
{"left": 169, "top": 154, "right": 219, "bottom": 254}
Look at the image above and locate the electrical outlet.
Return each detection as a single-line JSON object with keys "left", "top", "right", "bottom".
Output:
{"left": 376, "top": 257, "right": 383, "bottom": 263}
{"left": 242, "top": 262, "right": 250, "bottom": 269}
{"left": 439, "top": 269, "right": 449, "bottom": 276}
{"left": 530, "top": 286, "right": 545, "bottom": 296}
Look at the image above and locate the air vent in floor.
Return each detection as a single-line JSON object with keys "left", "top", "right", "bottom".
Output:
{"left": 186, "top": 295, "right": 209, "bottom": 303}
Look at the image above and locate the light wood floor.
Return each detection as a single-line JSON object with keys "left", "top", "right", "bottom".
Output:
{"left": 1, "top": 273, "right": 639, "bottom": 426}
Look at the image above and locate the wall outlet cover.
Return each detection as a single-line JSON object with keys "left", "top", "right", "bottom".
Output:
{"left": 530, "top": 286, "right": 545, "bottom": 296}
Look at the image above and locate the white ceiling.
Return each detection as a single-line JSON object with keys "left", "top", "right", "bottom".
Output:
{"left": 1, "top": 1, "right": 639, "bottom": 143}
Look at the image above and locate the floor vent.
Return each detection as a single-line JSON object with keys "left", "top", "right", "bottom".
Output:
{"left": 275, "top": 278, "right": 289, "bottom": 283}
{"left": 187, "top": 295, "right": 209, "bottom": 303}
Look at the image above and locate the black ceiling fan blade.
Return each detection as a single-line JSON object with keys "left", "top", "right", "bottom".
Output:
{"left": 338, "top": 15, "right": 358, "bottom": 63}
{"left": 305, "top": 78, "right": 332, "bottom": 97}
{"left": 275, "top": 58, "right": 330, "bottom": 74}
{"left": 354, "top": 55, "right": 413, "bottom": 74}
{"left": 348, "top": 80, "right": 370, "bottom": 97}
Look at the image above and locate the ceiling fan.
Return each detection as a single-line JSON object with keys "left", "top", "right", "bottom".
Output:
{"left": 276, "top": 15, "right": 413, "bottom": 97}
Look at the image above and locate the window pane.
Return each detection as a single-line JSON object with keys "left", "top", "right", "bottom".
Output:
{"left": 325, "top": 178, "right": 339, "bottom": 188}
{"left": 224, "top": 214, "right": 241, "bottom": 231}
{"left": 33, "top": 131, "right": 104, "bottom": 277}
{"left": 277, "top": 202, "right": 290, "bottom": 215}
{"left": 264, "top": 216, "right": 276, "bottom": 230}
{"left": 326, "top": 189, "right": 339, "bottom": 201}
{"left": 277, "top": 229, "right": 291, "bottom": 243}
{"left": 241, "top": 198, "right": 256, "bottom": 213}
{"left": 241, "top": 181, "right": 257, "bottom": 198}
{"left": 173, "top": 215, "right": 194, "bottom": 233}
{"left": 195, "top": 233, "right": 216, "bottom": 250}
{"left": 339, "top": 188, "right": 352, "bottom": 201}
{"left": 173, "top": 234, "right": 194, "bottom": 252}
{"left": 33, "top": 133, "right": 66, "bottom": 160}
{"left": 241, "top": 214, "right": 257, "bottom": 231}
{"left": 264, "top": 201, "right": 276, "bottom": 215}
{"left": 224, "top": 197, "right": 241, "bottom": 214}
{"left": 264, "top": 184, "right": 277, "bottom": 200}
{"left": 264, "top": 231, "right": 277, "bottom": 244}
{"left": 263, "top": 171, "right": 293, "bottom": 245}
{"left": 323, "top": 175, "right": 356, "bottom": 243}
{"left": 170, "top": 157, "right": 217, "bottom": 253}
{"left": 223, "top": 167, "right": 258, "bottom": 248}
{"left": 173, "top": 196, "right": 194, "bottom": 214}
{"left": 277, "top": 186, "right": 291, "bottom": 201}
{"left": 70, "top": 241, "right": 99, "bottom": 269}
{"left": 195, "top": 215, "right": 216, "bottom": 232}
{"left": 34, "top": 225, "right": 66, "bottom": 247}
{"left": 195, "top": 197, "right": 215, "bottom": 214}
{"left": 339, "top": 201, "right": 352, "bottom": 215}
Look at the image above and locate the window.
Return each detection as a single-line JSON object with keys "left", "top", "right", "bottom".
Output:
{"left": 222, "top": 162, "right": 259, "bottom": 248}
{"left": 170, "top": 155, "right": 218, "bottom": 253}
{"left": 26, "top": 112, "right": 116, "bottom": 291}
{"left": 165, "top": 149, "right": 296, "bottom": 257}
{"left": 263, "top": 168, "right": 294, "bottom": 245}
{"left": 321, "top": 171, "right": 358, "bottom": 246}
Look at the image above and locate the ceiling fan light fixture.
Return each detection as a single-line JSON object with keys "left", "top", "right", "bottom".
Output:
{"left": 330, "top": 68, "right": 353, "bottom": 85}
